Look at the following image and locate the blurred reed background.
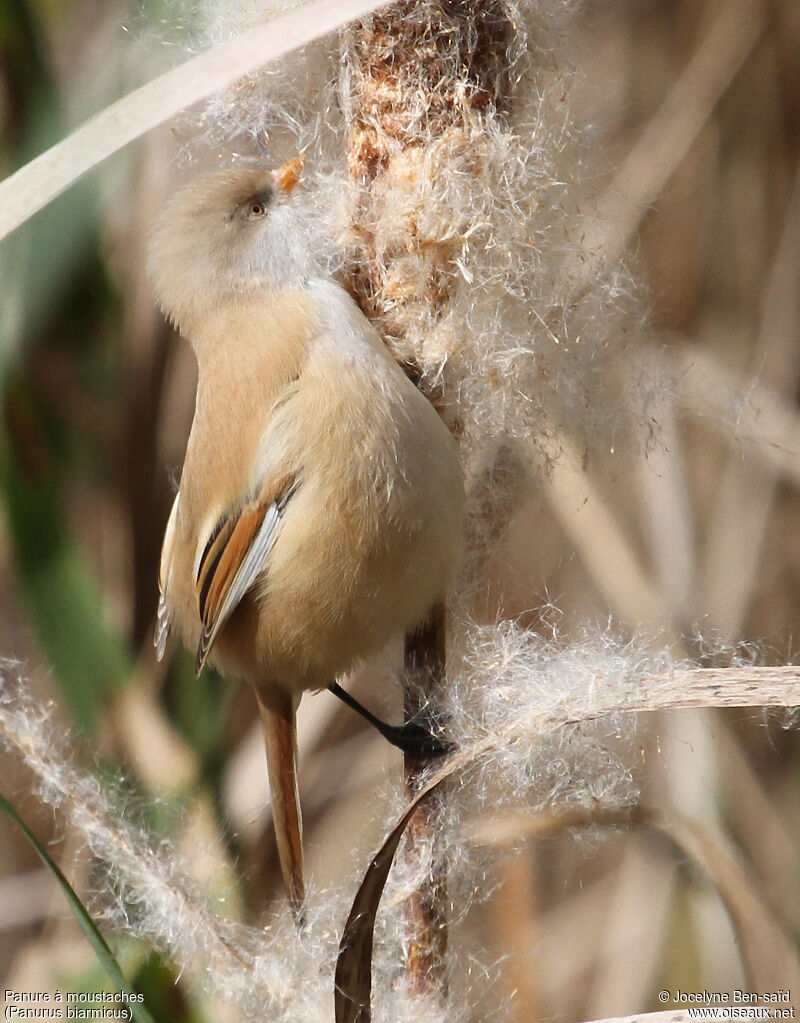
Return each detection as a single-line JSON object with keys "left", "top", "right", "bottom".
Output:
{"left": 1, "top": 0, "right": 799, "bottom": 1020}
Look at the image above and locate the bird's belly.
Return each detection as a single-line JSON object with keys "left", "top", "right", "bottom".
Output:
{"left": 212, "top": 481, "right": 455, "bottom": 690}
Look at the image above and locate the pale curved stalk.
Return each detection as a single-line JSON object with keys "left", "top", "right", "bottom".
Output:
{"left": 0, "top": 0, "right": 388, "bottom": 242}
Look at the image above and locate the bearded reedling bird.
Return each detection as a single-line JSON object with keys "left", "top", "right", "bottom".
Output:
{"left": 149, "top": 159, "right": 464, "bottom": 918}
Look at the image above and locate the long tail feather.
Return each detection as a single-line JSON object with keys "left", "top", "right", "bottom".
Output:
{"left": 256, "top": 688, "right": 305, "bottom": 921}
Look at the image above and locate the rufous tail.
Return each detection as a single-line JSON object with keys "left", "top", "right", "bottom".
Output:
{"left": 256, "top": 688, "right": 305, "bottom": 922}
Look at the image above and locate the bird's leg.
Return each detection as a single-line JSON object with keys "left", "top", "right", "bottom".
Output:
{"left": 327, "top": 682, "right": 454, "bottom": 758}
{"left": 256, "top": 687, "right": 305, "bottom": 925}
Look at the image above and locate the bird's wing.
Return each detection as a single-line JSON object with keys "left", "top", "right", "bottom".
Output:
{"left": 155, "top": 492, "right": 181, "bottom": 661}
{"left": 194, "top": 469, "right": 297, "bottom": 675}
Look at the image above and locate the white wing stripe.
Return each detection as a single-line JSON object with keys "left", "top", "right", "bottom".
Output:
{"left": 199, "top": 501, "right": 283, "bottom": 659}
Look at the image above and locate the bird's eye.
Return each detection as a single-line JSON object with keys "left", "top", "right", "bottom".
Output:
{"left": 237, "top": 189, "right": 273, "bottom": 222}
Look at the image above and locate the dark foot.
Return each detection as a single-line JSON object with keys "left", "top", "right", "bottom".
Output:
{"left": 327, "top": 683, "right": 454, "bottom": 758}
{"left": 377, "top": 720, "right": 454, "bottom": 759}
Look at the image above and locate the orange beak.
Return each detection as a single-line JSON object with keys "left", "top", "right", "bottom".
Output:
{"left": 274, "top": 156, "right": 304, "bottom": 194}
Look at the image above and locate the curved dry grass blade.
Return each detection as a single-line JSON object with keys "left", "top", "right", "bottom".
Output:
{"left": 0, "top": 791, "right": 158, "bottom": 1023}
{"left": 336, "top": 661, "right": 800, "bottom": 1020}
{"left": 468, "top": 803, "right": 800, "bottom": 1002}
{"left": 0, "top": 0, "right": 389, "bottom": 242}
{"left": 335, "top": 737, "right": 497, "bottom": 1022}
{"left": 656, "top": 812, "right": 800, "bottom": 996}
{"left": 335, "top": 799, "right": 414, "bottom": 1023}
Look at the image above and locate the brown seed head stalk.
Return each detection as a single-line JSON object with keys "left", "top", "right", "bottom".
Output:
{"left": 342, "top": 0, "right": 518, "bottom": 1002}
{"left": 342, "top": 1, "right": 516, "bottom": 425}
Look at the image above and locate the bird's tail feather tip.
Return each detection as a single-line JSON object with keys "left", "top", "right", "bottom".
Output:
{"left": 257, "top": 688, "right": 305, "bottom": 923}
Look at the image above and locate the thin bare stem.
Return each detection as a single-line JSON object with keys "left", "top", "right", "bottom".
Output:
{"left": 403, "top": 604, "right": 449, "bottom": 996}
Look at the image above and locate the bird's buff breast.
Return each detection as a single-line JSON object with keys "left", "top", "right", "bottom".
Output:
{"left": 172, "top": 303, "right": 463, "bottom": 691}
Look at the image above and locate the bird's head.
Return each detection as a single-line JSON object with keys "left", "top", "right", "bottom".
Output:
{"left": 149, "top": 158, "right": 310, "bottom": 334}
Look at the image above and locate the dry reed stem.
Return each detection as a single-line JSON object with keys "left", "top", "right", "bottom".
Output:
{"left": 531, "top": 435, "right": 669, "bottom": 627}
{"left": 601, "top": 664, "right": 800, "bottom": 711}
{"left": 669, "top": 341, "right": 800, "bottom": 490}
{"left": 521, "top": 874, "right": 629, "bottom": 1012}
{"left": 461, "top": 443, "right": 533, "bottom": 618}
{"left": 577, "top": 0, "right": 767, "bottom": 278}
{"left": 636, "top": 399, "right": 695, "bottom": 623}
{"left": 700, "top": 164, "right": 800, "bottom": 637}
{"left": 402, "top": 605, "right": 449, "bottom": 995}
{"left": 466, "top": 803, "right": 800, "bottom": 1000}
{"left": 584, "top": 839, "right": 674, "bottom": 1017}
{"left": 494, "top": 847, "right": 541, "bottom": 1021}
{"left": 716, "top": 722, "right": 800, "bottom": 927}
{"left": 342, "top": 0, "right": 517, "bottom": 997}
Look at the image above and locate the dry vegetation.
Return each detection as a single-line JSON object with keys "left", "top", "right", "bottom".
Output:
{"left": 1, "top": 0, "right": 799, "bottom": 1020}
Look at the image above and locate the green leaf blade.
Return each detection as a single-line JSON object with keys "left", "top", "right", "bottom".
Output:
{"left": 0, "top": 790, "right": 158, "bottom": 1023}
